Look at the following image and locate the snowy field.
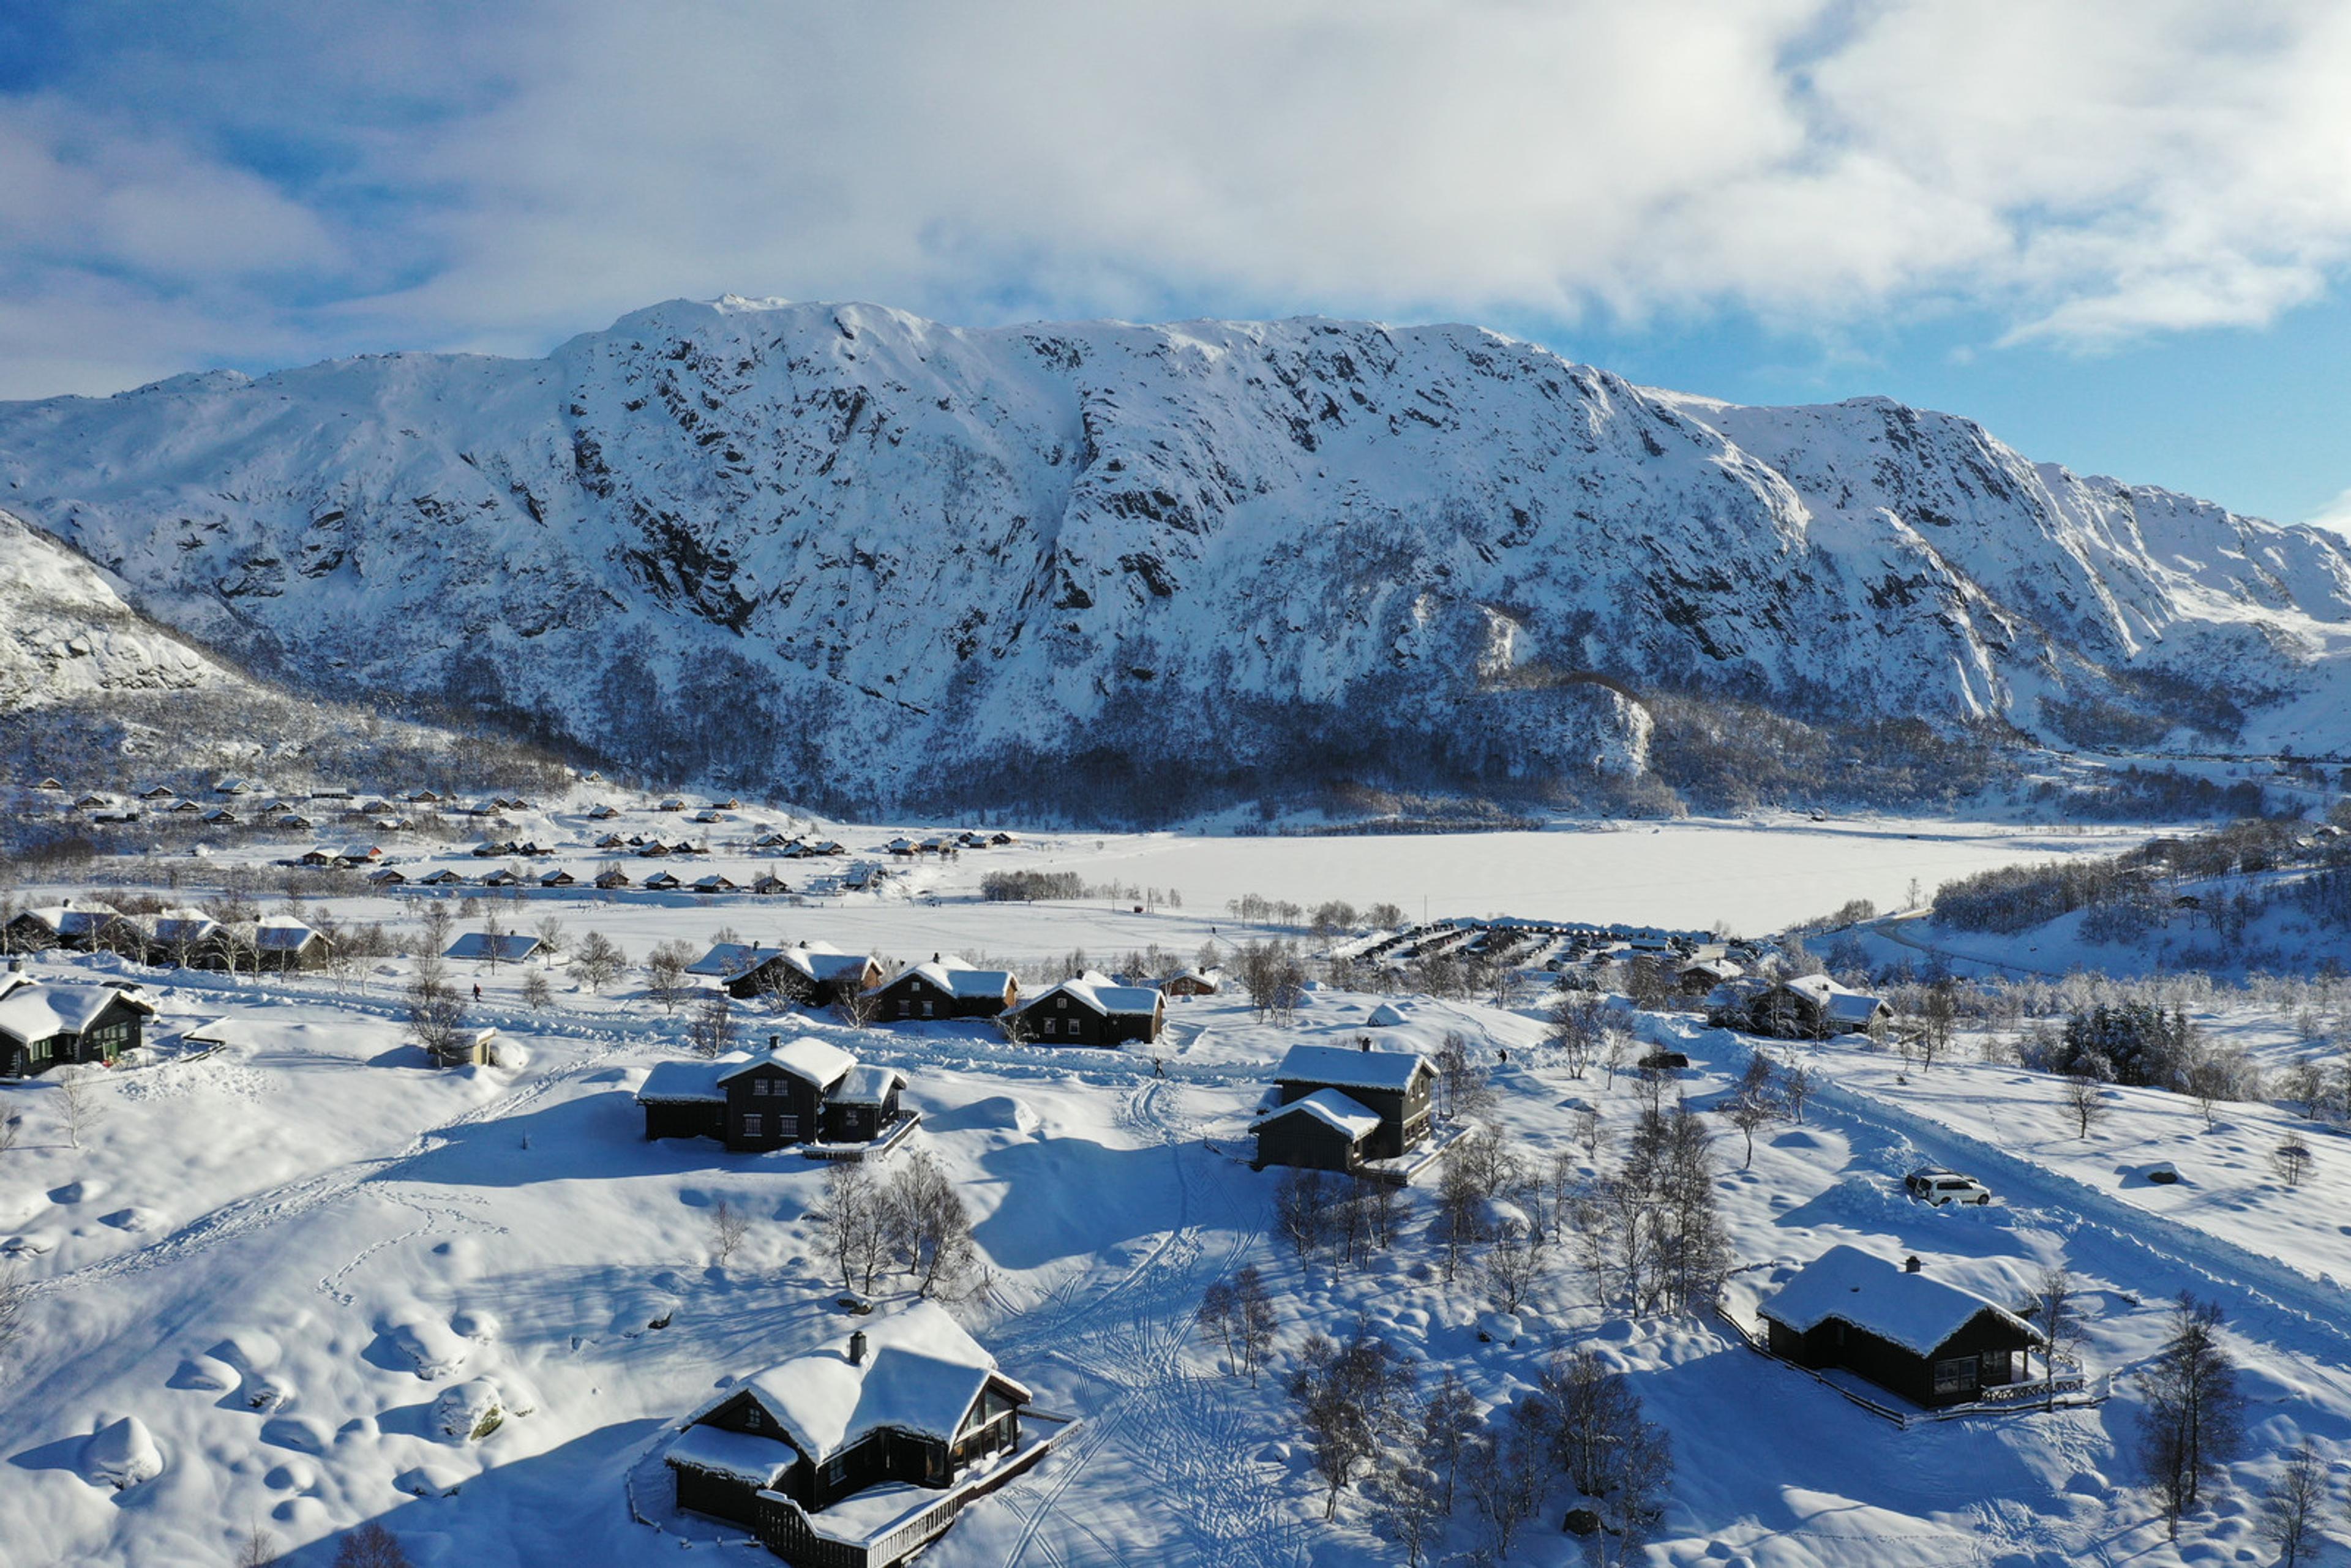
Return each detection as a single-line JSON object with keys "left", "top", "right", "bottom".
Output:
{"left": 8, "top": 789, "right": 2338, "bottom": 1568}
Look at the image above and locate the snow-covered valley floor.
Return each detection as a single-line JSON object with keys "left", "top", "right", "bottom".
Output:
{"left": 3, "top": 798, "right": 2338, "bottom": 1567}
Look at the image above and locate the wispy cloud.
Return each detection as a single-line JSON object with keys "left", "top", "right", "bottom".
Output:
{"left": 5, "top": 1, "right": 2351, "bottom": 396}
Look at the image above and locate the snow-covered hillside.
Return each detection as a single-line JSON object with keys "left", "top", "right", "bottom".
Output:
{"left": 3, "top": 298, "right": 2347, "bottom": 809}
{"left": 0, "top": 508, "right": 231, "bottom": 712}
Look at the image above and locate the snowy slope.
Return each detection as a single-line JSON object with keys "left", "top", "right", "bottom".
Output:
{"left": 3, "top": 299, "right": 2347, "bottom": 808}
{"left": 0, "top": 508, "right": 231, "bottom": 712}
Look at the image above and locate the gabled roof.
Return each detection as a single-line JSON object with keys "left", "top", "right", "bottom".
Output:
{"left": 1758, "top": 1245, "right": 2040, "bottom": 1356}
{"left": 257, "top": 921, "right": 321, "bottom": 953}
{"left": 1273, "top": 1043, "right": 1434, "bottom": 1093}
{"left": 1779, "top": 973, "right": 1890, "bottom": 1021}
{"left": 444, "top": 932, "right": 540, "bottom": 962}
{"left": 688, "top": 941, "right": 774, "bottom": 978}
{"left": 13, "top": 904, "right": 128, "bottom": 939}
{"left": 833, "top": 1063, "right": 907, "bottom": 1105}
{"left": 149, "top": 913, "right": 219, "bottom": 945}
{"left": 636, "top": 1059, "right": 730, "bottom": 1104}
{"left": 877, "top": 957, "right": 1016, "bottom": 1000}
{"left": 1018, "top": 973, "right": 1161, "bottom": 1019}
{"left": 1253, "top": 1088, "right": 1382, "bottom": 1141}
{"left": 781, "top": 940, "right": 876, "bottom": 983}
{"left": 687, "top": 1300, "right": 1027, "bottom": 1466}
{"left": 0, "top": 979, "right": 156, "bottom": 1046}
{"left": 719, "top": 1035, "right": 857, "bottom": 1090}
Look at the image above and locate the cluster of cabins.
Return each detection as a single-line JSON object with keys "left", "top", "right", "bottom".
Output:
{"left": 3, "top": 903, "right": 325, "bottom": 972}
{"left": 40, "top": 777, "right": 500, "bottom": 832}
{"left": 686, "top": 943, "right": 1170, "bottom": 1046}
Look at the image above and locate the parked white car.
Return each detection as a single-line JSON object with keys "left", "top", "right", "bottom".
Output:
{"left": 1904, "top": 1166, "right": 1993, "bottom": 1206}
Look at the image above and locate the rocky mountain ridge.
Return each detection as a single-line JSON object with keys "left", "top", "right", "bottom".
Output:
{"left": 2, "top": 296, "right": 2345, "bottom": 814}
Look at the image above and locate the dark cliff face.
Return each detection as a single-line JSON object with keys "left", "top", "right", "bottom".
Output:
{"left": 2, "top": 297, "right": 2345, "bottom": 814}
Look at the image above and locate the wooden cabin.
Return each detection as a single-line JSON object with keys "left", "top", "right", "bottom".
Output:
{"left": 707, "top": 941, "right": 882, "bottom": 1007}
{"left": 1160, "top": 967, "right": 1222, "bottom": 997}
{"left": 419, "top": 869, "right": 465, "bottom": 886}
{"left": 635, "top": 1036, "right": 905, "bottom": 1150}
{"left": 1251, "top": 1090, "right": 1385, "bottom": 1173}
{"left": 642, "top": 870, "right": 682, "bottom": 891}
{"left": 1265, "top": 1043, "right": 1436, "bottom": 1161}
{"left": 664, "top": 1302, "right": 1034, "bottom": 1566}
{"left": 1758, "top": 1246, "right": 2042, "bottom": 1409}
{"left": 6, "top": 904, "right": 137, "bottom": 953}
{"left": 1009, "top": 974, "right": 1164, "bottom": 1045}
{"left": 444, "top": 932, "right": 543, "bottom": 964}
{"left": 1712, "top": 974, "right": 1892, "bottom": 1040}
{"left": 0, "top": 977, "right": 157, "bottom": 1079}
{"left": 868, "top": 957, "right": 1019, "bottom": 1022}
{"left": 594, "top": 867, "right": 634, "bottom": 890}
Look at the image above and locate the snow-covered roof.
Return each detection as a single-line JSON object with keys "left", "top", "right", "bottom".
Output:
{"left": 0, "top": 980, "right": 154, "bottom": 1045}
{"left": 833, "top": 1063, "right": 906, "bottom": 1106}
{"left": 781, "top": 941, "right": 876, "bottom": 983}
{"left": 256, "top": 921, "right": 320, "bottom": 953}
{"left": 691, "top": 1300, "right": 1027, "bottom": 1466}
{"left": 881, "top": 958, "right": 1015, "bottom": 1000}
{"left": 686, "top": 941, "right": 773, "bottom": 978}
{"left": 1780, "top": 973, "right": 1889, "bottom": 1021}
{"left": 664, "top": 1422, "right": 797, "bottom": 1486}
{"left": 15, "top": 904, "right": 126, "bottom": 938}
{"left": 1254, "top": 1088, "right": 1382, "bottom": 1141}
{"left": 1273, "top": 1043, "right": 1433, "bottom": 1093}
{"left": 1758, "top": 1245, "right": 2039, "bottom": 1355}
{"left": 636, "top": 1060, "right": 729, "bottom": 1104}
{"left": 1019, "top": 973, "right": 1161, "bottom": 1018}
{"left": 720, "top": 1036, "right": 855, "bottom": 1090}
{"left": 444, "top": 932, "right": 539, "bottom": 962}
{"left": 149, "top": 914, "right": 218, "bottom": 944}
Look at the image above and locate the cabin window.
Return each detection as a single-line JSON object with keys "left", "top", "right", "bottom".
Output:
{"left": 1056, "top": 997, "right": 1068, "bottom": 1010}
{"left": 779, "top": 1116, "right": 800, "bottom": 1139}
{"left": 752, "top": 1079, "right": 770, "bottom": 1096}
{"left": 1932, "top": 1357, "right": 1977, "bottom": 1395}
{"left": 1043, "top": 1018, "right": 1057, "bottom": 1035}
{"left": 897, "top": 1000, "right": 911, "bottom": 1018}
{"left": 741, "top": 1114, "right": 763, "bottom": 1138}
{"left": 921, "top": 1001, "right": 934, "bottom": 1018}
{"left": 743, "top": 1407, "right": 762, "bottom": 1429}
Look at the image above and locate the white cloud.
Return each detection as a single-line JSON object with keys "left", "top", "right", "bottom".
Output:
{"left": 5, "top": 0, "right": 2351, "bottom": 389}
{"left": 2311, "top": 486, "right": 2351, "bottom": 539}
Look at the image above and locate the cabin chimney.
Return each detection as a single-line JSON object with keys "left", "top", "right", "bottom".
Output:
{"left": 849, "top": 1330, "right": 868, "bottom": 1366}
{"left": 1360, "top": 1037, "right": 1371, "bottom": 1052}
{"left": 770, "top": 1034, "right": 780, "bottom": 1049}
{"left": 1904, "top": 1256, "right": 1922, "bottom": 1274}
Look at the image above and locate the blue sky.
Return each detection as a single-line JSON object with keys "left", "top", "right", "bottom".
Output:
{"left": 3, "top": 1, "right": 2347, "bottom": 528}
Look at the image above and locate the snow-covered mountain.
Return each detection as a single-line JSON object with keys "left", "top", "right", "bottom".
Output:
{"left": 2, "top": 298, "right": 2345, "bottom": 811}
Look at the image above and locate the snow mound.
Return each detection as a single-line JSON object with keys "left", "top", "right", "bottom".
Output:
{"left": 83, "top": 1416, "right": 163, "bottom": 1489}
{"left": 451, "top": 1308, "right": 501, "bottom": 1340}
{"left": 1367, "top": 1002, "right": 1411, "bottom": 1027}
{"left": 397, "top": 1461, "right": 466, "bottom": 1497}
{"left": 389, "top": 1318, "right": 470, "bottom": 1380}
{"left": 433, "top": 1378, "right": 507, "bottom": 1441}
{"left": 171, "top": 1353, "right": 236, "bottom": 1392}
{"left": 48, "top": 1179, "right": 102, "bottom": 1206}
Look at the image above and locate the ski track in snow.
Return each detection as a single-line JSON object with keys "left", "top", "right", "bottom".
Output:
{"left": 988, "top": 1077, "right": 1299, "bottom": 1568}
